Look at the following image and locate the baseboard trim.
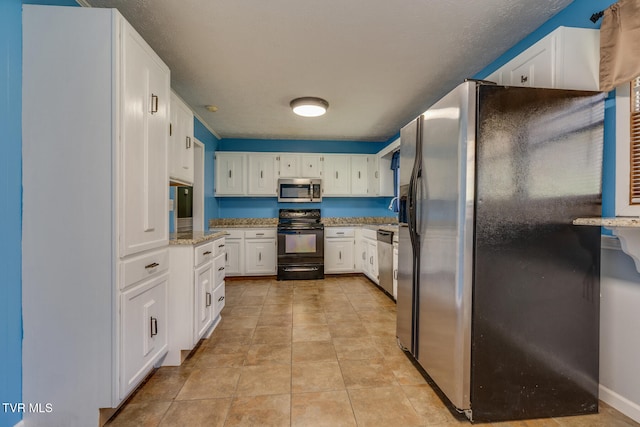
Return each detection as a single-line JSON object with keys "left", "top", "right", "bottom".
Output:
{"left": 600, "top": 384, "right": 640, "bottom": 423}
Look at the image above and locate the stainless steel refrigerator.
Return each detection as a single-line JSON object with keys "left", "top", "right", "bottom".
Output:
{"left": 396, "top": 81, "right": 604, "bottom": 422}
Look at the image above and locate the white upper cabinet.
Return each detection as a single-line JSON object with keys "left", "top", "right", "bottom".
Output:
{"left": 301, "top": 155, "right": 323, "bottom": 178}
{"left": 248, "top": 154, "right": 278, "bottom": 196}
{"left": 119, "top": 18, "right": 170, "bottom": 257}
{"left": 215, "top": 152, "right": 246, "bottom": 195}
{"left": 323, "top": 154, "right": 351, "bottom": 196}
{"left": 367, "top": 155, "right": 380, "bottom": 196}
{"left": 277, "top": 154, "right": 323, "bottom": 178}
{"left": 278, "top": 154, "right": 301, "bottom": 177}
{"left": 485, "top": 26, "right": 599, "bottom": 91}
{"left": 169, "top": 91, "right": 194, "bottom": 186}
{"left": 351, "top": 155, "right": 369, "bottom": 196}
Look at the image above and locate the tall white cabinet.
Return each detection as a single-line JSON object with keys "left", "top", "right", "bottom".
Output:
{"left": 22, "top": 6, "right": 170, "bottom": 427}
{"left": 169, "top": 91, "right": 195, "bottom": 186}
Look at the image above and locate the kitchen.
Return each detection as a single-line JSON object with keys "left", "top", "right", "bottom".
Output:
{"left": 4, "top": 0, "right": 640, "bottom": 426}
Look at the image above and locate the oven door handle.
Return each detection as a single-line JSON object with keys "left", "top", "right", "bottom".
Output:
{"left": 283, "top": 266, "right": 320, "bottom": 272}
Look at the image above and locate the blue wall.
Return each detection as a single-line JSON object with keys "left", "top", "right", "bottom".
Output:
{"left": 1, "top": 1, "right": 23, "bottom": 425}
{"left": 219, "top": 138, "right": 389, "bottom": 154}
{"left": 194, "top": 118, "right": 221, "bottom": 222}
{"left": 474, "top": 0, "right": 617, "bottom": 221}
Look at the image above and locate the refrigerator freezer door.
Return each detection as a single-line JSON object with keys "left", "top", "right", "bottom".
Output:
{"left": 396, "top": 118, "right": 421, "bottom": 355}
{"left": 417, "top": 81, "right": 476, "bottom": 411}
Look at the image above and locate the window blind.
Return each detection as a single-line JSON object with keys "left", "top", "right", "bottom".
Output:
{"left": 630, "top": 77, "right": 640, "bottom": 203}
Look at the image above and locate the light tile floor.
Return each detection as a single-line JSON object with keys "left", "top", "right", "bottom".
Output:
{"left": 107, "top": 276, "right": 639, "bottom": 427}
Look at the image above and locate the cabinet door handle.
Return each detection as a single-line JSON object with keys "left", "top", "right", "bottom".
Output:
{"left": 228, "top": 170, "right": 232, "bottom": 178}
{"left": 203, "top": 251, "right": 212, "bottom": 255}
{"left": 218, "top": 296, "right": 225, "bottom": 302}
{"left": 145, "top": 262, "right": 159, "bottom": 269}
{"left": 218, "top": 266, "right": 225, "bottom": 271}
{"left": 339, "top": 251, "right": 342, "bottom": 260}
{"left": 375, "top": 171, "right": 379, "bottom": 178}
{"left": 362, "top": 252, "right": 366, "bottom": 260}
{"left": 370, "top": 256, "right": 373, "bottom": 265}
{"left": 393, "top": 269, "right": 398, "bottom": 280}
{"left": 260, "top": 170, "right": 264, "bottom": 179}
{"left": 225, "top": 253, "right": 228, "bottom": 261}
{"left": 150, "top": 94, "right": 159, "bottom": 114}
{"left": 520, "top": 75, "right": 528, "bottom": 83}
{"left": 358, "top": 171, "right": 361, "bottom": 179}
{"left": 259, "top": 252, "right": 262, "bottom": 262}
{"left": 206, "top": 292, "right": 212, "bottom": 307}
{"left": 335, "top": 171, "right": 338, "bottom": 179}
{"left": 150, "top": 317, "right": 158, "bottom": 337}
{"left": 186, "top": 136, "right": 191, "bottom": 149}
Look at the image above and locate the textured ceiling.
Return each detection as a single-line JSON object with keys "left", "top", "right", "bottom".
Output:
{"left": 85, "top": 0, "right": 573, "bottom": 141}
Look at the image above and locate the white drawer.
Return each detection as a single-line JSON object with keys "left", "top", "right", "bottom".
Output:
{"left": 121, "top": 248, "right": 169, "bottom": 289}
{"left": 213, "top": 281, "right": 225, "bottom": 317}
{"left": 195, "top": 241, "right": 215, "bottom": 267}
{"left": 213, "top": 237, "right": 226, "bottom": 257}
{"left": 245, "top": 229, "right": 276, "bottom": 239}
{"left": 214, "top": 253, "right": 226, "bottom": 285}
{"left": 361, "top": 228, "right": 377, "bottom": 240}
{"left": 326, "top": 227, "right": 355, "bottom": 238}
{"left": 225, "top": 229, "right": 244, "bottom": 239}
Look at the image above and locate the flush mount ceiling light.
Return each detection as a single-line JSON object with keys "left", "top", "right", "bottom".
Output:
{"left": 290, "top": 97, "right": 329, "bottom": 117}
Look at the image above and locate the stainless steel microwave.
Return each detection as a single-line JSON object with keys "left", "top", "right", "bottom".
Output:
{"left": 278, "top": 178, "right": 322, "bottom": 202}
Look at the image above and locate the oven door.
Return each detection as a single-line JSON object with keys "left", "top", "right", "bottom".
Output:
{"left": 277, "top": 228, "right": 324, "bottom": 264}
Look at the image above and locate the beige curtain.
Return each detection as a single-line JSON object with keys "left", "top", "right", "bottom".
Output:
{"left": 599, "top": 0, "right": 640, "bottom": 92}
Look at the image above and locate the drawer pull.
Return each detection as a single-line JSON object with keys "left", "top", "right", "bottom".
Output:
{"left": 203, "top": 251, "right": 212, "bottom": 255}
{"left": 336, "top": 232, "right": 345, "bottom": 235}
{"left": 218, "top": 266, "right": 225, "bottom": 271}
{"left": 218, "top": 296, "right": 225, "bottom": 302}
{"left": 145, "top": 262, "right": 159, "bottom": 269}
{"left": 218, "top": 244, "right": 225, "bottom": 248}
{"left": 255, "top": 233, "right": 265, "bottom": 236}
{"left": 206, "top": 292, "right": 212, "bottom": 307}
{"left": 150, "top": 317, "right": 158, "bottom": 337}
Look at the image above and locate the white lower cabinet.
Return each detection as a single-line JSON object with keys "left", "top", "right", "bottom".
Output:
{"left": 194, "top": 261, "right": 214, "bottom": 341}
{"left": 165, "top": 237, "right": 225, "bottom": 366}
{"left": 393, "top": 242, "right": 399, "bottom": 300}
{"left": 325, "top": 228, "right": 356, "bottom": 273}
{"left": 120, "top": 273, "right": 168, "bottom": 398}
{"left": 224, "top": 230, "right": 244, "bottom": 275}
{"left": 359, "top": 228, "right": 379, "bottom": 284}
{"left": 245, "top": 230, "right": 277, "bottom": 275}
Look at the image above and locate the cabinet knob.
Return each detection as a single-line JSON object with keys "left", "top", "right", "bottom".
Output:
{"left": 145, "top": 262, "right": 159, "bottom": 269}
{"left": 203, "top": 251, "right": 212, "bottom": 255}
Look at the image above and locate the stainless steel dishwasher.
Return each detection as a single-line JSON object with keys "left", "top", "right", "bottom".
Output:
{"left": 377, "top": 229, "right": 394, "bottom": 297}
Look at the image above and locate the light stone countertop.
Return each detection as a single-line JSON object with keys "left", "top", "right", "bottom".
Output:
{"left": 207, "top": 216, "right": 398, "bottom": 229}
{"left": 573, "top": 217, "right": 640, "bottom": 227}
{"left": 169, "top": 230, "right": 227, "bottom": 245}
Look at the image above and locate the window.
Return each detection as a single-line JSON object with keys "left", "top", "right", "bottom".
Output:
{"left": 631, "top": 77, "right": 640, "bottom": 204}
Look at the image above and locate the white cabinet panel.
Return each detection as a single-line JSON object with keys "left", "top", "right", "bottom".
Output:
{"left": 278, "top": 154, "right": 301, "bottom": 177}
{"left": 224, "top": 238, "right": 243, "bottom": 276}
{"left": 323, "top": 155, "right": 351, "bottom": 196}
{"left": 325, "top": 238, "right": 355, "bottom": 273}
{"left": 121, "top": 273, "right": 168, "bottom": 399}
{"left": 351, "top": 155, "right": 369, "bottom": 196}
{"left": 485, "top": 26, "right": 599, "bottom": 91}
{"left": 169, "top": 91, "right": 194, "bottom": 185}
{"left": 301, "top": 155, "right": 323, "bottom": 178}
{"left": 245, "top": 239, "right": 277, "bottom": 275}
{"left": 120, "top": 21, "right": 170, "bottom": 257}
{"left": 248, "top": 154, "right": 278, "bottom": 195}
{"left": 194, "top": 261, "right": 214, "bottom": 342}
{"left": 215, "top": 152, "right": 245, "bottom": 195}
